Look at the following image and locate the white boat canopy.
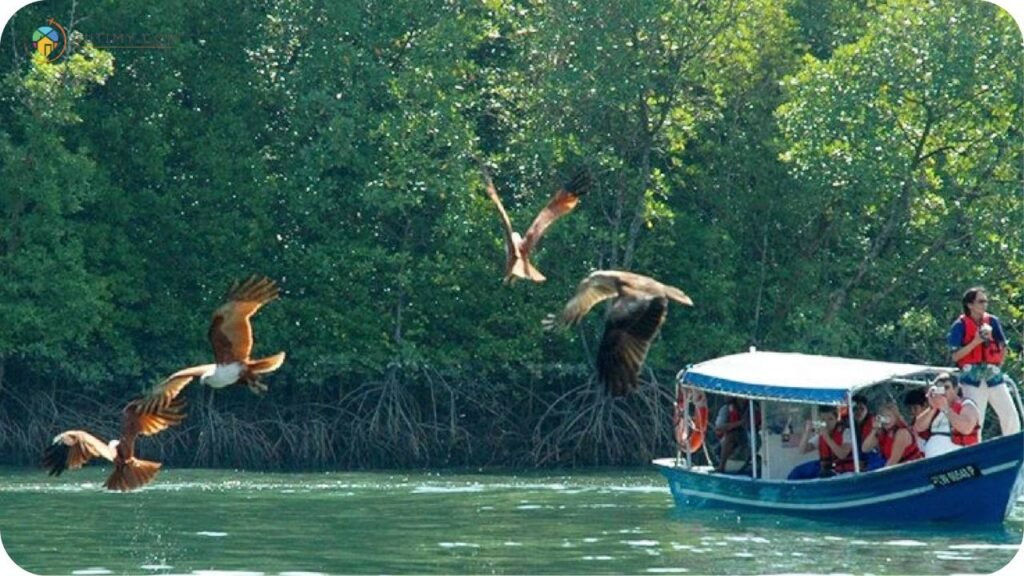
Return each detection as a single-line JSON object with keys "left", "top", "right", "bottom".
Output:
{"left": 678, "top": 350, "right": 950, "bottom": 404}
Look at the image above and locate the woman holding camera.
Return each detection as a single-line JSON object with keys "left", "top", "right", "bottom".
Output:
{"left": 947, "top": 287, "right": 1020, "bottom": 437}
{"left": 861, "top": 401, "right": 923, "bottom": 467}
{"left": 786, "top": 406, "right": 853, "bottom": 480}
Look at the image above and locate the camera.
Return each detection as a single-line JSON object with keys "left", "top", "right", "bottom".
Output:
{"left": 875, "top": 415, "right": 891, "bottom": 427}
{"left": 979, "top": 324, "right": 993, "bottom": 341}
{"left": 928, "top": 385, "right": 943, "bottom": 396}
{"left": 812, "top": 420, "right": 826, "bottom": 430}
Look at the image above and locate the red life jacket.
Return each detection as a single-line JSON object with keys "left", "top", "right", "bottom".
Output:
{"left": 957, "top": 314, "right": 1005, "bottom": 368}
{"left": 879, "top": 423, "right": 924, "bottom": 463}
{"left": 856, "top": 415, "right": 874, "bottom": 452}
{"left": 914, "top": 410, "right": 933, "bottom": 442}
{"left": 951, "top": 400, "right": 980, "bottom": 446}
{"left": 818, "top": 426, "right": 853, "bottom": 473}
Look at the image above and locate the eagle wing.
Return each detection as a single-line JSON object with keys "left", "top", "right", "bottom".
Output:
{"left": 125, "top": 364, "right": 213, "bottom": 436}
{"left": 596, "top": 296, "right": 669, "bottom": 396}
{"left": 554, "top": 271, "right": 622, "bottom": 327}
{"left": 519, "top": 169, "right": 591, "bottom": 257}
{"left": 42, "top": 430, "right": 116, "bottom": 476}
{"left": 208, "top": 275, "right": 279, "bottom": 364}
{"left": 479, "top": 163, "right": 522, "bottom": 270}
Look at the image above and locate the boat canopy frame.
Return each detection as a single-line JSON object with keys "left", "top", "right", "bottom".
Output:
{"left": 677, "top": 350, "right": 951, "bottom": 406}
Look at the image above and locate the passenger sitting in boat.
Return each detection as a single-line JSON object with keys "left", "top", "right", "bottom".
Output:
{"left": 786, "top": 405, "right": 854, "bottom": 480}
{"left": 861, "top": 401, "right": 924, "bottom": 466}
{"left": 918, "top": 373, "right": 980, "bottom": 458}
{"left": 712, "top": 397, "right": 759, "bottom": 473}
{"left": 903, "top": 388, "right": 930, "bottom": 452}
{"left": 850, "top": 394, "right": 886, "bottom": 471}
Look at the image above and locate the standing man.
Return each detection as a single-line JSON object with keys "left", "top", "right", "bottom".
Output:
{"left": 948, "top": 287, "right": 1020, "bottom": 437}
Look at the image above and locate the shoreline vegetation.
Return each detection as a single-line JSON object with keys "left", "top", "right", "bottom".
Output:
{"left": 1, "top": 0, "right": 1021, "bottom": 472}
{"left": 0, "top": 364, "right": 676, "bottom": 470}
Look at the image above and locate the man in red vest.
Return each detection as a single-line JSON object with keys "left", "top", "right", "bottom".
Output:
{"left": 926, "top": 373, "right": 981, "bottom": 453}
{"left": 947, "top": 287, "right": 1020, "bottom": 437}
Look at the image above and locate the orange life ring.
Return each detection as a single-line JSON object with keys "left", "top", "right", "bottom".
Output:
{"left": 673, "top": 387, "right": 709, "bottom": 454}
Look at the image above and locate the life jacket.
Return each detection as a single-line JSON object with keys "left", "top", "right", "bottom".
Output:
{"left": 855, "top": 415, "right": 875, "bottom": 453}
{"left": 818, "top": 425, "right": 853, "bottom": 474}
{"left": 913, "top": 410, "right": 933, "bottom": 442}
{"left": 878, "top": 423, "right": 924, "bottom": 463}
{"left": 928, "top": 401, "right": 980, "bottom": 446}
{"left": 957, "top": 314, "right": 1005, "bottom": 368}
{"left": 951, "top": 399, "right": 980, "bottom": 446}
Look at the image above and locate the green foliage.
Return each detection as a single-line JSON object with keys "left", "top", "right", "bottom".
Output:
{"left": 0, "top": 0, "right": 1020, "bottom": 468}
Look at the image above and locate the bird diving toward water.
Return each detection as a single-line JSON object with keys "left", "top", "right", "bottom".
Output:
{"left": 545, "top": 270, "right": 693, "bottom": 396}
{"left": 42, "top": 392, "right": 186, "bottom": 491}
{"left": 479, "top": 163, "right": 592, "bottom": 283}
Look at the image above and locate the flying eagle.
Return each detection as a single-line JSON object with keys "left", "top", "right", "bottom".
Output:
{"left": 163, "top": 275, "right": 287, "bottom": 395}
{"left": 42, "top": 392, "right": 186, "bottom": 491}
{"left": 479, "top": 164, "right": 592, "bottom": 283}
{"left": 546, "top": 270, "right": 693, "bottom": 396}
{"left": 144, "top": 275, "right": 285, "bottom": 399}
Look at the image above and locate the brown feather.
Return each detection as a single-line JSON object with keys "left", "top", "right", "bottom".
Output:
{"left": 519, "top": 169, "right": 592, "bottom": 258}
{"left": 129, "top": 364, "right": 212, "bottom": 425}
{"left": 42, "top": 431, "right": 116, "bottom": 476}
{"left": 478, "top": 163, "right": 522, "bottom": 280}
{"left": 479, "top": 166, "right": 591, "bottom": 283}
{"left": 597, "top": 297, "right": 668, "bottom": 396}
{"left": 208, "top": 275, "right": 279, "bottom": 363}
{"left": 550, "top": 270, "right": 692, "bottom": 396}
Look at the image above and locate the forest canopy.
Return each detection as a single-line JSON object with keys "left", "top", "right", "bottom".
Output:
{"left": 1, "top": 0, "right": 1021, "bottom": 469}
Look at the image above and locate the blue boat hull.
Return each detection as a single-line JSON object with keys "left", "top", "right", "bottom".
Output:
{"left": 655, "top": 433, "right": 1024, "bottom": 523}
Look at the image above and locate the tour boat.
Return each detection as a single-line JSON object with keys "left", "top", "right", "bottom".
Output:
{"left": 654, "top": 350, "right": 1024, "bottom": 523}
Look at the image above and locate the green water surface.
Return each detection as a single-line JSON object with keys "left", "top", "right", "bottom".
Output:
{"left": 1, "top": 467, "right": 1021, "bottom": 575}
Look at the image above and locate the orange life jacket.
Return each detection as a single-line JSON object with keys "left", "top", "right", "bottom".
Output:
{"left": 957, "top": 314, "right": 1005, "bottom": 368}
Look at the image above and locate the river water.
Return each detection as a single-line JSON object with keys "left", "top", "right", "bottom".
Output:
{"left": 1, "top": 466, "right": 1021, "bottom": 574}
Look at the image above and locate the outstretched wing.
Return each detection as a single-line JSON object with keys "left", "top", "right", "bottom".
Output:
{"left": 478, "top": 163, "right": 521, "bottom": 268}
{"left": 42, "top": 430, "right": 116, "bottom": 476}
{"left": 519, "top": 168, "right": 591, "bottom": 257}
{"left": 125, "top": 364, "right": 213, "bottom": 436}
{"left": 208, "top": 275, "right": 279, "bottom": 364}
{"left": 596, "top": 296, "right": 668, "bottom": 396}
{"left": 553, "top": 271, "right": 622, "bottom": 327}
